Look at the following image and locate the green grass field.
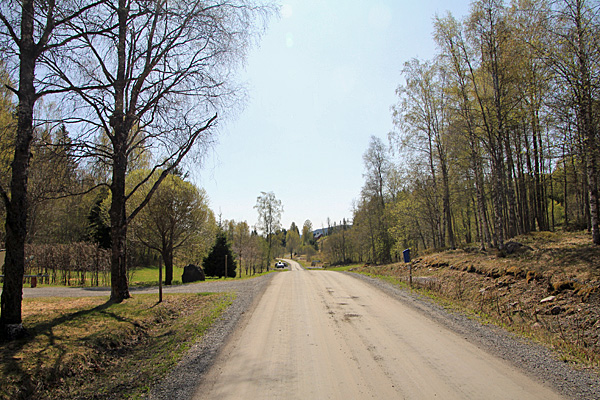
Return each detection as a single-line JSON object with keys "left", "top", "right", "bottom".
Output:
{"left": 1, "top": 293, "right": 233, "bottom": 399}
{"left": 129, "top": 265, "right": 186, "bottom": 286}
{"left": 129, "top": 265, "right": 272, "bottom": 286}
{"left": 2, "top": 264, "right": 272, "bottom": 289}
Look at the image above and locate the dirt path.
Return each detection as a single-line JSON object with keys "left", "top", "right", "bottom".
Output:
{"left": 192, "top": 260, "right": 564, "bottom": 399}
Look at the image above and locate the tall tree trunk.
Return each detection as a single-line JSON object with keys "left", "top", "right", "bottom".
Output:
{"left": 588, "top": 156, "right": 600, "bottom": 244}
{"left": 473, "top": 195, "right": 481, "bottom": 244}
{"left": 1, "top": 95, "right": 32, "bottom": 335}
{"left": 441, "top": 162, "right": 455, "bottom": 249}
{"left": 550, "top": 164, "right": 555, "bottom": 231}
{"left": 367, "top": 210, "right": 376, "bottom": 263}
{"left": 488, "top": 10, "right": 507, "bottom": 250}
{"left": 1, "top": 0, "right": 36, "bottom": 338}
{"left": 524, "top": 130, "right": 539, "bottom": 231}
{"left": 515, "top": 127, "right": 529, "bottom": 234}
{"left": 573, "top": 0, "right": 600, "bottom": 244}
{"left": 580, "top": 94, "right": 600, "bottom": 242}
{"left": 378, "top": 212, "right": 391, "bottom": 263}
{"left": 474, "top": 154, "right": 491, "bottom": 250}
{"left": 465, "top": 200, "right": 472, "bottom": 244}
{"left": 532, "top": 120, "right": 548, "bottom": 231}
{"left": 341, "top": 223, "right": 346, "bottom": 263}
{"left": 504, "top": 135, "right": 518, "bottom": 238}
{"left": 107, "top": 0, "right": 133, "bottom": 302}
{"left": 563, "top": 143, "right": 569, "bottom": 229}
{"left": 583, "top": 152, "right": 591, "bottom": 230}
{"left": 492, "top": 157, "right": 505, "bottom": 250}
{"left": 109, "top": 155, "right": 130, "bottom": 301}
{"left": 441, "top": 28, "right": 489, "bottom": 249}
{"left": 426, "top": 134, "right": 443, "bottom": 248}
{"left": 108, "top": 99, "right": 131, "bottom": 301}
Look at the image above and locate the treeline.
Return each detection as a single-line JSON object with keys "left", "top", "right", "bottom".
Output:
{"left": 24, "top": 243, "right": 111, "bottom": 286}
{"left": 1, "top": 0, "right": 272, "bottom": 337}
{"left": 222, "top": 220, "right": 272, "bottom": 276}
{"left": 0, "top": 122, "right": 220, "bottom": 280}
{"left": 323, "top": 0, "right": 600, "bottom": 265}
{"left": 223, "top": 218, "right": 320, "bottom": 273}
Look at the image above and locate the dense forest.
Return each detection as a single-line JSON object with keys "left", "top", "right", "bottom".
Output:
{"left": 321, "top": 0, "right": 600, "bottom": 265}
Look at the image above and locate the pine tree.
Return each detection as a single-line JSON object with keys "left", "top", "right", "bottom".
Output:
{"left": 203, "top": 232, "right": 237, "bottom": 278}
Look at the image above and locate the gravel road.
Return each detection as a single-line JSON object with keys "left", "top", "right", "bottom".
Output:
{"left": 24, "top": 265, "right": 600, "bottom": 399}
{"left": 348, "top": 272, "right": 600, "bottom": 400}
{"left": 147, "top": 274, "right": 275, "bottom": 400}
{"left": 188, "top": 260, "right": 600, "bottom": 399}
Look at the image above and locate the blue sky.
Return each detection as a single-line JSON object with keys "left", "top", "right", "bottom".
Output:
{"left": 195, "top": 0, "right": 471, "bottom": 231}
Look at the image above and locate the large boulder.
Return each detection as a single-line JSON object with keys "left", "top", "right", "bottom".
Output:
{"left": 182, "top": 264, "right": 205, "bottom": 283}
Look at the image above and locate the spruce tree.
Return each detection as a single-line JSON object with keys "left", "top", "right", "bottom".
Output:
{"left": 203, "top": 232, "right": 237, "bottom": 278}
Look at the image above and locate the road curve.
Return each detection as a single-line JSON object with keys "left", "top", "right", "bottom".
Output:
{"left": 192, "top": 259, "right": 563, "bottom": 400}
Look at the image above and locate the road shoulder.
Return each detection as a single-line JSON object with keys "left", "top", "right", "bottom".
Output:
{"left": 146, "top": 273, "right": 275, "bottom": 400}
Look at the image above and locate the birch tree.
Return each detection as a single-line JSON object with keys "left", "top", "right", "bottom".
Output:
{"left": 129, "top": 172, "right": 215, "bottom": 285}
{"left": 53, "top": 0, "right": 272, "bottom": 301}
{"left": 0, "top": 0, "right": 104, "bottom": 338}
{"left": 391, "top": 59, "right": 456, "bottom": 249}
{"left": 254, "top": 191, "right": 283, "bottom": 268}
{"left": 537, "top": 0, "right": 600, "bottom": 243}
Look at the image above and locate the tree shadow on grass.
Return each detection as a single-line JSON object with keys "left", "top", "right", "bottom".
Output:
{"left": 0, "top": 300, "right": 116, "bottom": 399}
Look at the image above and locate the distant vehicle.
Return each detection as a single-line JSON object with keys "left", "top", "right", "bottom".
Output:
{"left": 275, "top": 261, "right": 286, "bottom": 268}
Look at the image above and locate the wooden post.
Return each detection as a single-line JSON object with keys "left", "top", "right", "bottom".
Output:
{"left": 158, "top": 256, "right": 163, "bottom": 303}
{"left": 224, "top": 254, "right": 227, "bottom": 279}
{"left": 403, "top": 249, "right": 412, "bottom": 288}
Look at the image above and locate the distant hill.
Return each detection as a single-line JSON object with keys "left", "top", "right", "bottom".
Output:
{"left": 312, "top": 224, "right": 352, "bottom": 239}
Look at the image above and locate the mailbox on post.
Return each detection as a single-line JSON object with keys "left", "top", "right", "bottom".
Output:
{"left": 403, "top": 249, "right": 412, "bottom": 287}
{"left": 402, "top": 249, "right": 411, "bottom": 263}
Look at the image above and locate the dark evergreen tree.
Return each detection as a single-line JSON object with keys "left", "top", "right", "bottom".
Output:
{"left": 203, "top": 231, "right": 236, "bottom": 278}
{"left": 87, "top": 188, "right": 111, "bottom": 249}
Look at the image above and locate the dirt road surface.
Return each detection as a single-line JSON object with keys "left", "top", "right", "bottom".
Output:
{"left": 192, "top": 260, "right": 564, "bottom": 400}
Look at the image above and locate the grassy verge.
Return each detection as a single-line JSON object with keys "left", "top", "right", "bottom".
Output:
{"left": 129, "top": 265, "right": 185, "bottom": 286}
{"left": 349, "top": 231, "right": 600, "bottom": 370}
{"left": 4, "top": 266, "right": 271, "bottom": 289}
{"left": 208, "top": 269, "right": 273, "bottom": 281}
{"left": 295, "top": 258, "right": 311, "bottom": 269}
{"left": 323, "top": 264, "right": 362, "bottom": 272}
{"left": 0, "top": 293, "right": 232, "bottom": 400}
{"left": 292, "top": 257, "right": 361, "bottom": 272}
{"left": 130, "top": 266, "right": 272, "bottom": 285}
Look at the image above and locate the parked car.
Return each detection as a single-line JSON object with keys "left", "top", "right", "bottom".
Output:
{"left": 275, "top": 261, "right": 286, "bottom": 268}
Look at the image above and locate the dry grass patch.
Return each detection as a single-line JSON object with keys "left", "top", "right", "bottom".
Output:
{"left": 1, "top": 293, "right": 232, "bottom": 400}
